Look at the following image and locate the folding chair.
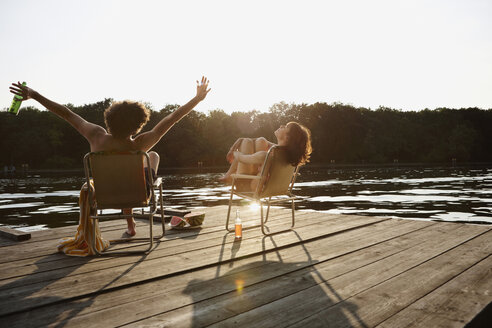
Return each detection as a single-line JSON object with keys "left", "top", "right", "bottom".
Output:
{"left": 83, "top": 151, "right": 165, "bottom": 255}
{"left": 225, "top": 145, "right": 300, "bottom": 236}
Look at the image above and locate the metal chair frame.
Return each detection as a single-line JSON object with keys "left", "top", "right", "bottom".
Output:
{"left": 225, "top": 145, "right": 300, "bottom": 236}
{"left": 83, "top": 151, "right": 165, "bottom": 255}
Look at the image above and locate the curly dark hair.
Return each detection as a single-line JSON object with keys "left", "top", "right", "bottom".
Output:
{"left": 104, "top": 101, "right": 151, "bottom": 139}
{"left": 284, "top": 122, "right": 312, "bottom": 166}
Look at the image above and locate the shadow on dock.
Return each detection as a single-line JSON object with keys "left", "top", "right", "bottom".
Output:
{"left": 181, "top": 231, "right": 368, "bottom": 327}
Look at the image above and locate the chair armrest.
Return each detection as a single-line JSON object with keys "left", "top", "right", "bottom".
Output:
{"left": 153, "top": 177, "right": 163, "bottom": 187}
{"left": 231, "top": 174, "right": 261, "bottom": 180}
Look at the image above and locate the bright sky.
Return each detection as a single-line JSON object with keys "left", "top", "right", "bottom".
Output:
{"left": 1, "top": 0, "right": 491, "bottom": 114}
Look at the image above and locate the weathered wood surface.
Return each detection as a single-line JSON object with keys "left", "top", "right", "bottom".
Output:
{"left": 0, "top": 227, "right": 31, "bottom": 241}
{"left": 0, "top": 205, "right": 490, "bottom": 327}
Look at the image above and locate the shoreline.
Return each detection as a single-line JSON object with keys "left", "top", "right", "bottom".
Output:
{"left": 5, "top": 161, "right": 492, "bottom": 175}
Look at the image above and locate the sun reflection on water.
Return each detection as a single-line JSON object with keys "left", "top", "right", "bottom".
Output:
{"left": 1, "top": 167, "right": 491, "bottom": 229}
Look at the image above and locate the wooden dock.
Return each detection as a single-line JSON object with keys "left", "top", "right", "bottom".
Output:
{"left": 0, "top": 205, "right": 490, "bottom": 327}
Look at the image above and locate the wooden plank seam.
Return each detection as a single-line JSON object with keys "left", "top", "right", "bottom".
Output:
{"left": 0, "top": 217, "right": 391, "bottom": 317}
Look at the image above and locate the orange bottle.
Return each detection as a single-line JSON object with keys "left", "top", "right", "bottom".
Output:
{"left": 235, "top": 210, "right": 242, "bottom": 240}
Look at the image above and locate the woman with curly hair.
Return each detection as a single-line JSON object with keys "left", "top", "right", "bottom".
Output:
{"left": 10, "top": 77, "right": 211, "bottom": 236}
{"left": 220, "top": 121, "right": 312, "bottom": 191}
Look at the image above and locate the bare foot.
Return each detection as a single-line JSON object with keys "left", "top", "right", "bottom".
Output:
{"left": 125, "top": 219, "right": 136, "bottom": 236}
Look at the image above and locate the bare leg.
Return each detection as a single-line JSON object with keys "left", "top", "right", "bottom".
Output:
{"left": 237, "top": 139, "right": 256, "bottom": 175}
{"left": 219, "top": 159, "right": 239, "bottom": 184}
{"left": 124, "top": 208, "right": 136, "bottom": 236}
{"left": 255, "top": 137, "right": 270, "bottom": 152}
{"left": 220, "top": 138, "right": 256, "bottom": 188}
{"left": 250, "top": 138, "right": 271, "bottom": 190}
{"left": 220, "top": 139, "right": 244, "bottom": 183}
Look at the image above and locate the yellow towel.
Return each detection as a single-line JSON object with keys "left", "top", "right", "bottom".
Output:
{"left": 57, "top": 182, "right": 109, "bottom": 256}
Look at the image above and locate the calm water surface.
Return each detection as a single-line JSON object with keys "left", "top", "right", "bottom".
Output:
{"left": 1, "top": 166, "right": 491, "bottom": 231}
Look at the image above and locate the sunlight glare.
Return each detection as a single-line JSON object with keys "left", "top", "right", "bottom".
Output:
{"left": 235, "top": 279, "right": 245, "bottom": 294}
{"left": 249, "top": 202, "right": 261, "bottom": 212}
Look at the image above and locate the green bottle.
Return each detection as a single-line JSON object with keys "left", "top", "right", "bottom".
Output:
{"left": 9, "top": 81, "right": 27, "bottom": 115}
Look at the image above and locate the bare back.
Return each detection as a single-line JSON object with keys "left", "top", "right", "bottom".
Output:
{"left": 89, "top": 131, "right": 146, "bottom": 152}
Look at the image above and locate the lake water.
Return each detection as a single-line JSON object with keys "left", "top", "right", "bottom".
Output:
{"left": 1, "top": 166, "right": 491, "bottom": 231}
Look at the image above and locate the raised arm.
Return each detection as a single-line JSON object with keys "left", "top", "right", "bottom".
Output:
{"left": 135, "top": 76, "right": 211, "bottom": 151}
{"left": 9, "top": 82, "right": 105, "bottom": 143}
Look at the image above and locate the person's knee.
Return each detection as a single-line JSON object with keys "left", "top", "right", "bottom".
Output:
{"left": 255, "top": 137, "right": 269, "bottom": 151}
{"left": 148, "top": 151, "right": 159, "bottom": 161}
{"left": 148, "top": 151, "right": 160, "bottom": 171}
{"left": 239, "top": 138, "right": 254, "bottom": 153}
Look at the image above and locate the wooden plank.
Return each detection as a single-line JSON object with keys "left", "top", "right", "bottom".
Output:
{"left": 70, "top": 220, "right": 434, "bottom": 328}
{"left": 0, "top": 205, "right": 226, "bottom": 250}
{"left": 285, "top": 228, "right": 492, "bottom": 328}
{"left": 122, "top": 223, "right": 488, "bottom": 328}
{"left": 2, "top": 204, "right": 488, "bottom": 328}
{"left": 0, "top": 237, "right": 17, "bottom": 247}
{"left": 0, "top": 205, "right": 225, "bottom": 251}
{"left": 0, "top": 213, "right": 390, "bottom": 315}
{"left": 160, "top": 208, "right": 191, "bottom": 217}
{"left": 0, "top": 217, "right": 434, "bottom": 327}
{"left": 0, "top": 205, "right": 254, "bottom": 264}
{"left": 0, "top": 217, "right": 137, "bottom": 247}
{"left": 0, "top": 204, "right": 270, "bottom": 256}
{"left": 0, "top": 211, "right": 378, "bottom": 288}
{"left": 0, "top": 207, "right": 308, "bottom": 283}
{"left": 0, "top": 210, "right": 320, "bottom": 282}
{"left": 0, "top": 227, "right": 31, "bottom": 242}
{"left": 376, "top": 254, "right": 492, "bottom": 328}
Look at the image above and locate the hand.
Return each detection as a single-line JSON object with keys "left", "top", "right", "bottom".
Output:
{"left": 226, "top": 138, "right": 242, "bottom": 163}
{"left": 195, "top": 76, "right": 211, "bottom": 101}
{"left": 9, "top": 82, "right": 35, "bottom": 101}
{"left": 226, "top": 149, "right": 234, "bottom": 163}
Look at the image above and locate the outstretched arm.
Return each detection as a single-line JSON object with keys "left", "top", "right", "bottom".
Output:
{"left": 9, "top": 82, "right": 105, "bottom": 143}
{"left": 135, "top": 76, "right": 211, "bottom": 151}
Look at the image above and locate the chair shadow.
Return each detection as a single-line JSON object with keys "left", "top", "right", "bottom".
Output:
{"left": 0, "top": 240, "right": 154, "bottom": 327}
{"left": 182, "top": 231, "right": 368, "bottom": 328}
{"left": 0, "top": 252, "right": 91, "bottom": 326}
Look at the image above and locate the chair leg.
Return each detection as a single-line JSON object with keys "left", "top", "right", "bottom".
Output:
{"left": 92, "top": 217, "right": 103, "bottom": 255}
{"left": 146, "top": 212, "right": 153, "bottom": 252}
{"left": 151, "top": 185, "right": 165, "bottom": 240}
{"left": 260, "top": 200, "right": 266, "bottom": 235}
{"left": 93, "top": 209, "right": 160, "bottom": 255}
{"left": 225, "top": 181, "right": 235, "bottom": 232}
{"left": 260, "top": 198, "right": 294, "bottom": 236}
{"left": 264, "top": 197, "right": 271, "bottom": 223}
{"left": 291, "top": 198, "right": 295, "bottom": 228}
{"left": 160, "top": 183, "right": 165, "bottom": 235}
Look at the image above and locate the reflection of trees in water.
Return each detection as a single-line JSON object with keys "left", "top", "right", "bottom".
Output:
{"left": 3, "top": 167, "right": 491, "bottom": 229}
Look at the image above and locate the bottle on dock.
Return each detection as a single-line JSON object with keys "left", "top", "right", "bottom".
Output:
{"left": 235, "top": 209, "right": 242, "bottom": 240}
{"left": 9, "top": 81, "right": 26, "bottom": 115}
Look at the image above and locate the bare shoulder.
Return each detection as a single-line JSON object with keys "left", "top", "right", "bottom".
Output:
{"left": 90, "top": 132, "right": 134, "bottom": 152}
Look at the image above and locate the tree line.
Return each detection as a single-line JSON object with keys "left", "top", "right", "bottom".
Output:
{"left": 1, "top": 100, "right": 491, "bottom": 169}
